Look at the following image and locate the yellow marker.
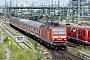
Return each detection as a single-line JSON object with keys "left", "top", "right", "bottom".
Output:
{"left": 9, "top": 41, "right": 11, "bottom": 45}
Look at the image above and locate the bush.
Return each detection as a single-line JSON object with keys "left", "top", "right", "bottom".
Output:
{"left": 4, "top": 36, "right": 9, "bottom": 43}
{"left": 0, "top": 44, "right": 6, "bottom": 59}
{"left": 74, "top": 45, "right": 90, "bottom": 51}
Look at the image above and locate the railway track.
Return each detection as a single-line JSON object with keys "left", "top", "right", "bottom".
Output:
{"left": 67, "top": 42, "right": 78, "bottom": 47}
{"left": 0, "top": 22, "right": 32, "bottom": 50}
{"left": 49, "top": 48, "right": 85, "bottom": 60}
{"left": 48, "top": 41, "right": 85, "bottom": 60}
{"left": 57, "top": 50, "right": 85, "bottom": 60}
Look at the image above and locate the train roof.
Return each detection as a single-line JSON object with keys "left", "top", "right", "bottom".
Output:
{"left": 20, "top": 19, "right": 43, "bottom": 26}
{"left": 27, "top": 20, "right": 43, "bottom": 26}
{"left": 78, "top": 24, "right": 90, "bottom": 29}
{"left": 67, "top": 25, "right": 87, "bottom": 28}
{"left": 10, "top": 17, "right": 21, "bottom": 20}
{"left": 20, "top": 19, "right": 31, "bottom": 23}
{"left": 10, "top": 17, "right": 66, "bottom": 28}
{"left": 41, "top": 23, "right": 66, "bottom": 29}
{"left": 86, "top": 26, "right": 90, "bottom": 28}
{"left": 68, "top": 24, "right": 90, "bottom": 29}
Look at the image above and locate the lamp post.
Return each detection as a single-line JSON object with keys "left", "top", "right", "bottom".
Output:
{"left": 78, "top": 0, "right": 80, "bottom": 22}
{"left": 4, "top": 0, "right": 6, "bottom": 17}
{"left": 81, "top": 2, "right": 84, "bottom": 20}
{"left": 72, "top": 0, "right": 75, "bottom": 23}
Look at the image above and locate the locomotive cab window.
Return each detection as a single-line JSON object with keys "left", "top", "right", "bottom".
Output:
{"left": 59, "top": 30, "right": 66, "bottom": 34}
{"left": 53, "top": 30, "right": 59, "bottom": 34}
{"left": 52, "top": 30, "right": 66, "bottom": 34}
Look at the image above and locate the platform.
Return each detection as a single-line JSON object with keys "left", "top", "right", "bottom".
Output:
{"left": 77, "top": 51, "right": 90, "bottom": 60}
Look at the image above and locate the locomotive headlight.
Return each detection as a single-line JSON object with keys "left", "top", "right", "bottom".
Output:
{"left": 60, "top": 36, "right": 66, "bottom": 38}
{"left": 52, "top": 36, "right": 58, "bottom": 38}
{"left": 85, "top": 41, "right": 88, "bottom": 42}
{"left": 64, "top": 39, "right": 66, "bottom": 40}
{"left": 53, "top": 39, "right": 55, "bottom": 41}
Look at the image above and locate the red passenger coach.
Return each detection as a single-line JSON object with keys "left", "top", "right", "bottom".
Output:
{"left": 88, "top": 29, "right": 90, "bottom": 43}
{"left": 67, "top": 25, "right": 90, "bottom": 45}
{"left": 10, "top": 17, "right": 20, "bottom": 27}
{"left": 59, "top": 22, "right": 90, "bottom": 45}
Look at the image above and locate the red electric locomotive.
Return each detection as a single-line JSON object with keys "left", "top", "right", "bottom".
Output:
{"left": 10, "top": 17, "right": 68, "bottom": 49}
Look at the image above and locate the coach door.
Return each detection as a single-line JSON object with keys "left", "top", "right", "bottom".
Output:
{"left": 88, "top": 30, "right": 90, "bottom": 42}
{"left": 76, "top": 28, "right": 78, "bottom": 40}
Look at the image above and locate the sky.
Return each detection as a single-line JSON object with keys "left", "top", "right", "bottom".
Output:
{"left": 1, "top": 0, "right": 69, "bottom": 6}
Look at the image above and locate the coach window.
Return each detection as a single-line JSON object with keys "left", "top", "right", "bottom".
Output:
{"left": 23, "top": 24, "right": 26, "bottom": 28}
{"left": 89, "top": 32, "right": 90, "bottom": 37}
{"left": 88, "top": 32, "right": 89, "bottom": 37}
{"left": 80, "top": 31, "right": 82, "bottom": 35}
{"left": 16, "top": 21, "right": 18, "bottom": 24}
{"left": 68, "top": 28, "right": 70, "bottom": 32}
{"left": 33, "top": 27, "right": 36, "bottom": 31}
{"left": 84, "top": 32, "right": 85, "bottom": 36}
{"left": 22, "top": 23, "right": 24, "bottom": 26}
{"left": 30, "top": 26, "right": 32, "bottom": 30}
{"left": 31, "top": 26, "right": 33, "bottom": 31}
{"left": 36, "top": 28, "right": 38, "bottom": 32}
{"left": 79, "top": 30, "right": 82, "bottom": 35}
{"left": 25, "top": 24, "right": 27, "bottom": 28}
{"left": 31, "top": 26, "right": 33, "bottom": 30}
{"left": 20, "top": 22, "right": 22, "bottom": 26}
{"left": 21, "top": 23, "right": 23, "bottom": 26}
{"left": 79, "top": 30, "right": 80, "bottom": 35}
{"left": 28, "top": 25, "right": 30, "bottom": 30}
{"left": 35, "top": 28, "right": 37, "bottom": 32}
{"left": 28, "top": 26, "right": 30, "bottom": 29}
{"left": 32, "top": 26, "right": 34, "bottom": 31}
{"left": 32, "top": 26, "right": 33, "bottom": 31}
{"left": 78, "top": 30, "right": 80, "bottom": 35}
{"left": 35, "top": 28, "right": 38, "bottom": 32}
{"left": 83, "top": 30, "right": 85, "bottom": 36}
{"left": 23, "top": 24, "right": 25, "bottom": 27}
{"left": 29, "top": 26, "right": 31, "bottom": 30}
{"left": 19, "top": 22, "right": 21, "bottom": 26}
{"left": 88, "top": 31, "right": 90, "bottom": 37}
{"left": 21, "top": 22, "right": 22, "bottom": 26}
{"left": 30, "top": 26, "right": 31, "bottom": 30}
{"left": 81, "top": 30, "right": 83, "bottom": 36}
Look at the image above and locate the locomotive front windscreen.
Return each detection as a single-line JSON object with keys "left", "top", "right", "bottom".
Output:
{"left": 52, "top": 30, "right": 66, "bottom": 34}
